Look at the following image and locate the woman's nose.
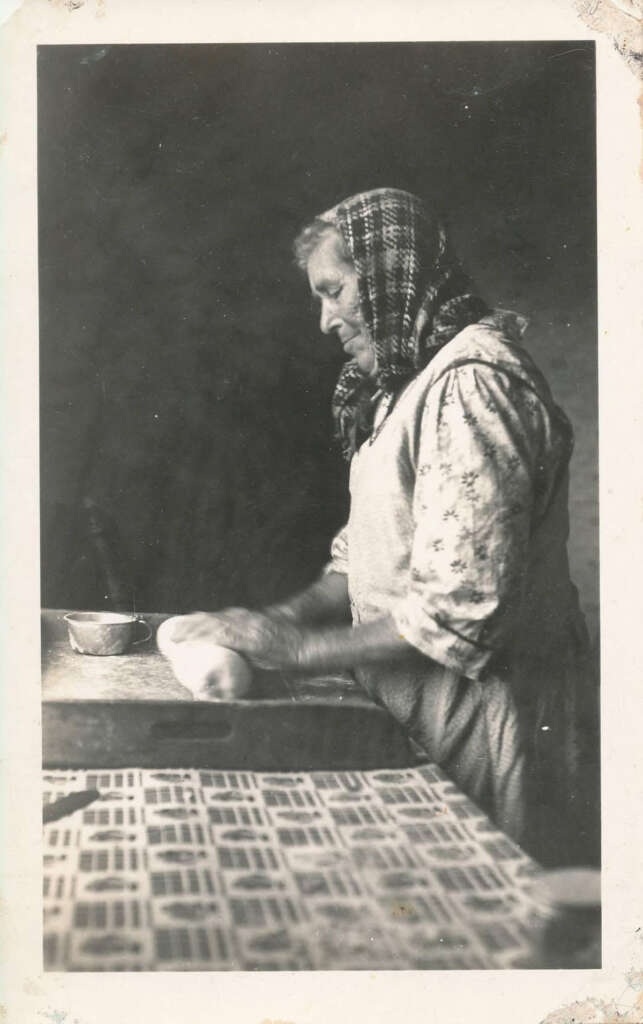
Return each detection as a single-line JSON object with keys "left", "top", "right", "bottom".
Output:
{"left": 320, "top": 300, "right": 340, "bottom": 335}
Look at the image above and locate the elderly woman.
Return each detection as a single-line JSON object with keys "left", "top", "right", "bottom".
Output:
{"left": 171, "top": 188, "right": 597, "bottom": 866}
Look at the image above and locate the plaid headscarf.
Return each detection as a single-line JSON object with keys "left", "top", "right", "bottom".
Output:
{"left": 322, "top": 189, "right": 489, "bottom": 459}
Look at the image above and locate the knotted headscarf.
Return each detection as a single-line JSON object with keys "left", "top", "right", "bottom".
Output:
{"left": 320, "top": 188, "right": 489, "bottom": 459}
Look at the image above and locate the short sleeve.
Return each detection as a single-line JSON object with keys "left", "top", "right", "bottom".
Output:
{"left": 391, "top": 363, "right": 547, "bottom": 679}
{"left": 323, "top": 522, "right": 349, "bottom": 576}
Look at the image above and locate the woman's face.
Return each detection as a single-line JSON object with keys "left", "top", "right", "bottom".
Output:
{"left": 307, "top": 229, "right": 376, "bottom": 376}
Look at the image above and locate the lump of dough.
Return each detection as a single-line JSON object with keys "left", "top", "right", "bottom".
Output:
{"left": 157, "top": 617, "right": 252, "bottom": 700}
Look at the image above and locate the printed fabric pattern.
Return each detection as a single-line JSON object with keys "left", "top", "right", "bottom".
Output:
{"left": 323, "top": 188, "right": 489, "bottom": 459}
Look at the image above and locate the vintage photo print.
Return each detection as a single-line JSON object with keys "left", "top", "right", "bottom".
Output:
{"left": 38, "top": 39, "right": 601, "bottom": 974}
{"left": 2, "top": 2, "right": 641, "bottom": 1023}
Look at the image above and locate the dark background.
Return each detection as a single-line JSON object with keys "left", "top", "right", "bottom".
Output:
{"left": 38, "top": 42, "right": 598, "bottom": 641}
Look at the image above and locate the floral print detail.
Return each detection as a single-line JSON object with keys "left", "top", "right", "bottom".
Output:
{"left": 394, "top": 358, "right": 557, "bottom": 672}
{"left": 436, "top": 389, "right": 455, "bottom": 410}
{"left": 499, "top": 502, "right": 524, "bottom": 522}
{"left": 461, "top": 470, "right": 479, "bottom": 489}
{"left": 328, "top": 326, "right": 577, "bottom": 689}
{"left": 325, "top": 321, "right": 586, "bottom": 857}
{"left": 480, "top": 439, "right": 497, "bottom": 458}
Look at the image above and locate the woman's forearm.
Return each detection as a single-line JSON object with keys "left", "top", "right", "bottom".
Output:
{"left": 264, "top": 571, "right": 351, "bottom": 626}
{"left": 296, "top": 613, "right": 414, "bottom": 671}
{"left": 167, "top": 605, "right": 415, "bottom": 673}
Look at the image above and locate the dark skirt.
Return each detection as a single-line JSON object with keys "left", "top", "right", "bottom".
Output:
{"left": 355, "top": 620, "right": 599, "bottom": 868}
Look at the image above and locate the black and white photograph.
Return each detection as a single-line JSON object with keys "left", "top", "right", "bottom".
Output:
{"left": 36, "top": 39, "right": 604, "bottom": 974}
{"left": 3, "top": 0, "right": 643, "bottom": 1018}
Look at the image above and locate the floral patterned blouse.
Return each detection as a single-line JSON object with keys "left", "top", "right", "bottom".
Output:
{"left": 327, "top": 313, "right": 581, "bottom": 682}
{"left": 325, "top": 314, "right": 596, "bottom": 863}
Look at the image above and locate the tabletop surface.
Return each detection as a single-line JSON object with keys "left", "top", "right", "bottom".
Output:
{"left": 42, "top": 763, "right": 563, "bottom": 972}
{"left": 41, "top": 615, "right": 601, "bottom": 971}
{"left": 41, "top": 609, "right": 419, "bottom": 775}
{"left": 42, "top": 610, "right": 371, "bottom": 706}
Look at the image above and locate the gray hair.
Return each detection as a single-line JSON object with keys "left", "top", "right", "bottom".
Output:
{"left": 292, "top": 212, "right": 351, "bottom": 272}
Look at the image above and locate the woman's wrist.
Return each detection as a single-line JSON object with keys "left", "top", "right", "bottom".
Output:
{"left": 294, "top": 627, "right": 345, "bottom": 672}
{"left": 294, "top": 615, "right": 413, "bottom": 672}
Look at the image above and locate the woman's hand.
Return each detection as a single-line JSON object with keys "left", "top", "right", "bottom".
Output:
{"left": 168, "top": 608, "right": 304, "bottom": 670}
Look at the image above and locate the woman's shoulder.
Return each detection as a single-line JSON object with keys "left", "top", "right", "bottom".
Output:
{"left": 412, "top": 311, "right": 550, "bottom": 401}
{"left": 434, "top": 311, "right": 532, "bottom": 371}
{"left": 403, "top": 312, "right": 573, "bottom": 449}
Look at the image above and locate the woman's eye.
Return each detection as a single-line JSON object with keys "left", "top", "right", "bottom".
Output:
{"left": 328, "top": 287, "right": 342, "bottom": 300}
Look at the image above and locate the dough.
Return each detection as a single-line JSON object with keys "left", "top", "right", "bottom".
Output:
{"left": 156, "top": 617, "right": 253, "bottom": 700}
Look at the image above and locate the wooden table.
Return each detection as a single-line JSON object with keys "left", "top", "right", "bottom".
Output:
{"left": 42, "top": 610, "right": 417, "bottom": 771}
{"left": 41, "top": 613, "right": 601, "bottom": 972}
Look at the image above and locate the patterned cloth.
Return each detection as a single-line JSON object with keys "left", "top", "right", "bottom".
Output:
{"left": 326, "top": 317, "right": 598, "bottom": 867}
{"left": 321, "top": 188, "right": 489, "bottom": 459}
{"left": 43, "top": 765, "right": 555, "bottom": 972}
